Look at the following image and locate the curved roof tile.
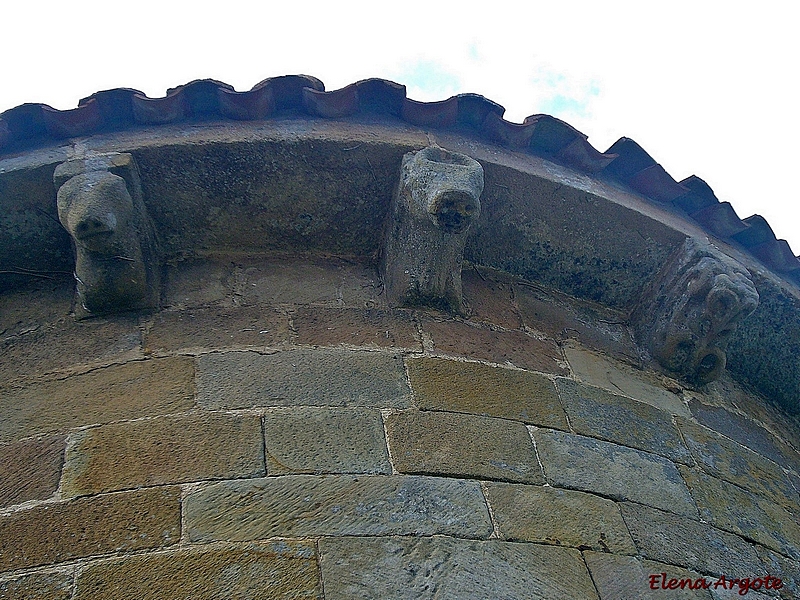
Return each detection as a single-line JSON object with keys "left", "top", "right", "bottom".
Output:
{"left": 1, "top": 75, "right": 797, "bottom": 283}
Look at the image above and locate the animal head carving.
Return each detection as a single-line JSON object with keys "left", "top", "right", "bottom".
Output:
{"left": 635, "top": 240, "right": 759, "bottom": 384}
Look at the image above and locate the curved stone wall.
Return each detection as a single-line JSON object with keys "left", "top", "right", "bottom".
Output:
{"left": 1, "top": 257, "right": 799, "bottom": 598}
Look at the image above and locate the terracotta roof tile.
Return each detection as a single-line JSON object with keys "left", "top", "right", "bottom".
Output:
{"left": 0, "top": 74, "right": 796, "bottom": 285}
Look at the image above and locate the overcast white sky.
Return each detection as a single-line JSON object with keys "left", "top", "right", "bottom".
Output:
{"left": 2, "top": 1, "right": 797, "bottom": 253}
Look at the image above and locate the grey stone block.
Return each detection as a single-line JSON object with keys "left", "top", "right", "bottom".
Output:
{"left": 584, "top": 552, "right": 714, "bottom": 600}
{"left": 197, "top": 349, "right": 411, "bottom": 409}
{"left": 677, "top": 418, "right": 799, "bottom": 511}
{"left": 319, "top": 535, "right": 599, "bottom": 600}
{"left": 620, "top": 502, "right": 764, "bottom": 578}
{"left": 533, "top": 429, "right": 697, "bottom": 517}
{"left": 680, "top": 466, "right": 800, "bottom": 561}
{"left": 556, "top": 378, "right": 691, "bottom": 463}
{"left": 263, "top": 407, "right": 390, "bottom": 475}
{"left": 185, "top": 475, "right": 493, "bottom": 542}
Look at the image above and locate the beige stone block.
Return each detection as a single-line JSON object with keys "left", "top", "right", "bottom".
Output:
{"left": 264, "top": 407, "right": 390, "bottom": 475}
{"left": 185, "top": 475, "right": 492, "bottom": 542}
{"left": 385, "top": 410, "right": 543, "bottom": 484}
{"left": 0, "top": 434, "right": 65, "bottom": 508}
{"left": 421, "top": 318, "right": 567, "bottom": 375}
{"left": 74, "top": 541, "right": 320, "bottom": 600}
{"left": 556, "top": 378, "right": 691, "bottom": 463}
{"left": 0, "top": 487, "right": 181, "bottom": 571}
{"left": 563, "top": 343, "right": 691, "bottom": 416}
{"left": 407, "top": 357, "right": 567, "bottom": 428}
{"left": 484, "top": 482, "right": 636, "bottom": 554}
{"left": 0, "top": 357, "right": 195, "bottom": 444}
{"left": 533, "top": 429, "right": 697, "bottom": 517}
{"left": 0, "top": 570, "right": 74, "bottom": 600}
{"left": 62, "top": 413, "right": 264, "bottom": 497}
{"left": 319, "top": 535, "right": 599, "bottom": 600}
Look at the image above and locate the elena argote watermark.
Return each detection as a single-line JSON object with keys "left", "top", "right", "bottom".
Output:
{"left": 648, "top": 572, "right": 783, "bottom": 595}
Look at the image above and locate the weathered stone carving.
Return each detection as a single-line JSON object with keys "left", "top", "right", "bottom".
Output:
{"left": 54, "top": 153, "right": 159, "bottom": 318}
{"left": 633, "top": 238, "right": 759, "bottom": 384}
{"left": 382, "top": 146, "right": 484, "bottom": 312}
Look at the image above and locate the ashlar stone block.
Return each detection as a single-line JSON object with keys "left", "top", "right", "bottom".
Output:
{"left": 263, "top": 407, "right": 390, "bottom": 475}
{"left": 680, "top": 466, "right": 800, "bottom": 561}
{"left": 61, "top": 413, "right": 265, "bottom": 497}
{"left": 407, "top": 357, "right": 567, "bottom": 428}
{"left": 556, "top": 378, "right": 691, "bottom": 463}
{"left": 185, "top": 475, "right": 493, "bottom": 542}
{"left": 197, "top": 349, "right": 410, "bottom": 409}
{"left": 0, "top": 487, "right": 181, "bottom": 571}
{"left": 677, "top": 418, "right": 799, "bottom": 510}
{"left": 74, "top": 541, "right": 321, "bottom": 600}
{"left": 484, "top": 482, "right": 636, "bottom": 554}
{"left": 385, "top": 410, "right": 543, "bottom": 484}
{"left": 620, "top": 501, "right": 765, "bottom": 578}
{"left": 533, "top": 429, "right": 697, "bottom": 517}
{"left": 319, "top": 535, "right": 599, "bottom": 600}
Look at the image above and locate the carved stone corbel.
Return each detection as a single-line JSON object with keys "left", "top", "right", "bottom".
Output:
{"left": 633, "top": 238, "right": 759, "bottom": 384}
{"left": 381, "top": 146, "right": 484, "bottom": 313}
{"left": 54, "top": 153, "right": 159, "bottom": 318}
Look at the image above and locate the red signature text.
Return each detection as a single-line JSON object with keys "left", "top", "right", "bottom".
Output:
{"left": 648, "top": 572, "right": 783, "bottom": 596}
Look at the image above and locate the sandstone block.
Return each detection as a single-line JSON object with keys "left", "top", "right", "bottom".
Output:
{"left": 484, "top": 482, "right": 636, "bottom": 554}
{"left": 263, "top": 407, "right": 390, "bottom": 475}
{"left": 563, "top": 343, "right": 691, "bottom": 416}
{"left": 0, "top": 487, "right": 180, "bottom": 572}
{"left": 0, "top": 570, "right": 74, "bottom": 600}
{"left": 0, "top": 357, "right": 195, "bottom": 444}
{"left": 421, "top": 318, "right": 567, "bottom": 374}
{"left": 533, "top": 429, "right": 697, "bottom": 516}
{"left": 556, "top": 378, "right": 691, "bottom": 463}
{"left": 61, "top": 413, "right": 264, "bottom": 497}
{"left": 319, "top": 535, "right": 599, "bottom": 600}
{"left": 197, "top": 349, "right": 410, "bottom": 409}
{"left": 385, "top": 411, "right": 542, "bottom": 484}
{"left": 620, "top": 502, "right": 764, "bottom": 578}
{"left": 185, "top": 475, "right": 492, "bottom": 541}
{"left": 680, "top": 466, "right": 800, "bottom": 561}
{"left": 0, "top": 434, "right": 65, "bottom": 508}
{"left": 0, "top": 315, "right": 141, "bottom": 383}
{"left": 461, "top": 268, "right": 522, "bottom": 330}
{"left": 677, "top": 418, "right": 798, "bottom": 510}
{"left": 292, "top": 307, "right": 420, "bottom": 349}
{"left": 407, "top": 357, "right": 567, "bottom": 428}
{"left": 74, "top": 541, "right": 320, "bottom": 600}
{"left": 144, "top": 305, "right": 288, "bottom": 353}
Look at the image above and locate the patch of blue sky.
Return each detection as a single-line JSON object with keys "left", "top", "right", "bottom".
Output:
{"left": 535, "top": 76, "right": 600, "bottom": 119}
{"left": 395, "top": 60, "right": 462, "bottom": 99}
